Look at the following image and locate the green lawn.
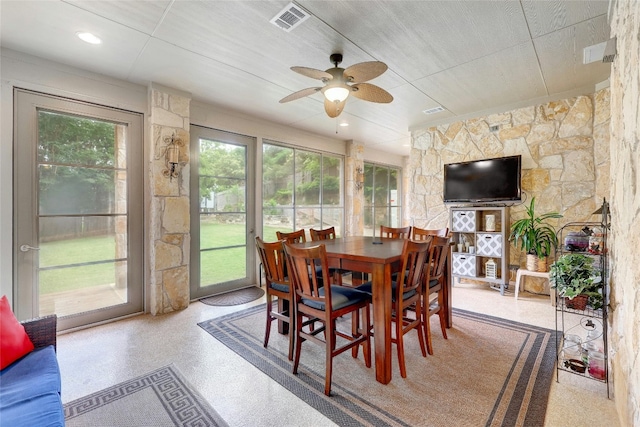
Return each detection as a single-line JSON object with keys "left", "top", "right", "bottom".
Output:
{"left": 39, "top": 223, "right": 287, "bottom": 294}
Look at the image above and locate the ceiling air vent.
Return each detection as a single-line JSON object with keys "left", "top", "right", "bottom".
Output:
{"left": 422, "top": 106, "right": 444, "bottom": 115}
{"left": 270, "top": 2, "right": 310, "bottom": 32}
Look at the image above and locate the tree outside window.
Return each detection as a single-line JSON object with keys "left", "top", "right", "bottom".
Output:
{"left": 363, "top": 163, "right": 401, "bottom": 236}
{"left": 262, "top": 142, "right": 343, "bottom": 241}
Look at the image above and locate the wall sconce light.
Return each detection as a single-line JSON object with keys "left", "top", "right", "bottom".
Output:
{"left": 355, "top": 166, "right": 364, "bottom": 191}
{"left": 163, "top": 134, "right": 183, "bottom": 180}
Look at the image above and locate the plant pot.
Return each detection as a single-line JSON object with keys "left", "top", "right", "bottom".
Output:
{"left": 536, "top": 257, "right": 547, "bottom": 272}
{"left": 565, "top": 294, "right": 588, "bottom": 310}
{"left": 525, "top": 254, "right": 547, "bottom": 272}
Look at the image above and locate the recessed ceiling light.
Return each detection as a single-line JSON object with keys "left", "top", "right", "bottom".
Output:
{"left": 76, "top": 32, "right": 102, "bottom": 45}
{"left": 339, "top": 122, "right": 349, "bottom": 127}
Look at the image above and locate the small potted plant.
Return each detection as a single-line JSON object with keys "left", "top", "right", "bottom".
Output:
{"left": 509, "top": 197, "right": 563, "bottom": 271}
{"left": 550, "top": 253, "right": 603, "bottom": 310}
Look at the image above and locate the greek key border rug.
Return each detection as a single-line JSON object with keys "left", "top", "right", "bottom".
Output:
{"left": 64, "top": 364, "right": 228, "bottom": 427}
{"left": 198, "top": 305, "right": 556, "bottom": 427}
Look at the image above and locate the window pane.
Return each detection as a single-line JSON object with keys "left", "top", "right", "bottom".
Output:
{"left": 39, "top": 216, "right": 123, "bottom": 267}
{"left": 263, "top": 208, "right": 293, "bottom": 241}
{"left": 262, "top": 142, "right": 343, "bottom": 238}
{"left": 39, "top": 260, "right": 128, "bottom": 317}
{"left": 200, "top": 217, "right": 246, "bottom": 249}
{"left": 364, "top": 164, "right": 374, "bottom": 205}
{"left": 322, "top": 155, "right": 342, "bottom": 206}
{"left": 390, "top": 169, "right": 399, "bottom": 206}
{"left": 374, "top": 167, "right": 390, "bottom": 205}
{"left": 263, "top": 144, "right": 294, "bottom": 207}
{"left": 39, "top": 165, "right": 118, "bottom": 215}
{"left": 295, "top": 151, "right": 321, "bottom": 207}
{"left": 200, "top": 248, "right": 246, "bottom": 285}
{"left": 321, "top": 208, "right": 343, "bottom": 236}
{"left": 38, "top": 110, "right": 119, "bottom": 167}
{"left": 364, "top": 163, "right": 402, "bottom": 235}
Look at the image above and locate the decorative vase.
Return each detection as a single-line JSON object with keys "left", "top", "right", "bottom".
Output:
{"left": 526, "top": 254, "right": 537, "bottom": 271}
{"left": 565, "top": 294, "right": 589, "bottom": 310}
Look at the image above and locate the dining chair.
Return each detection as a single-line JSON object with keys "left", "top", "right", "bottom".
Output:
{"left": 380, "top": 225, "right": 412, "bottom": 239}
{"left": 283, "top": 242, "right": 372, "bottom": 396}
{"left": 356, "top": 238, "right": 430, "bottom": 378}
{"left": 412, "top": 226, "right": 450, "bottom": 239}
{"left": 276, "top": 229, "right": 307, "bottom": 244}
{"left": 421, "top": 235, "right": 450, "bottom": 355}
{"left": 309, "top": 226, "right": 344, "bottom": 285}
{"left": 255, "top": 237, "right": 295, "bottom": 360}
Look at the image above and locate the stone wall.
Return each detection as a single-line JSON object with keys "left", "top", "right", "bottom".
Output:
{"left": 148, "top": 84, "right": 191, "bottom": 315}
{"left": 609, "top": 1, "right": 640, "bottom": 425}
{"left": 409, "top": 90, "right": 610, "bottom": 293}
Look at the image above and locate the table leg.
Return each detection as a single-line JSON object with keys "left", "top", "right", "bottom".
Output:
{"left": 371, "top": 263, "right": 392, "bottom": 384}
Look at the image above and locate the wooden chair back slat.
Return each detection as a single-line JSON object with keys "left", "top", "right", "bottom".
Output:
{"left": 380, "top": 225, "right": 412, "bottom": 239}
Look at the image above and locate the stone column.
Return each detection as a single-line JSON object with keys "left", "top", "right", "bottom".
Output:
{"left": 344, "top": 141, "right": 364, "bottom": 236}
{"left": 148, "top": 84, "right": 191, "bottom": 315}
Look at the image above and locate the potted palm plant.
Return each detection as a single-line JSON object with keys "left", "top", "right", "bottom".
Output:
{"left": 509, "top": 197, "right": 562, "bottom": 271}
{"left": 550, "top": 253, "right": 603, "bottom": 310}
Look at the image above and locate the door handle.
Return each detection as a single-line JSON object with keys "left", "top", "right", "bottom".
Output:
{"left": 20, "top": 244, "right": 40, "bottom": 252}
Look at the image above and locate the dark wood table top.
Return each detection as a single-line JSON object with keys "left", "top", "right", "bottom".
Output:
{"left": 292, "top": 236, "right": 405, "bottom": 264}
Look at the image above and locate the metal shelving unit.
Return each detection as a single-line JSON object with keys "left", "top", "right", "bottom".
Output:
{"left": 554, "top": 200, "right": 610, "bottom": 397}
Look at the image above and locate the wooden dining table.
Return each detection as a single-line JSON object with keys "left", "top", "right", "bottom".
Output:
{"left": 293, "top": 236, "right": 453, "bottom": 384}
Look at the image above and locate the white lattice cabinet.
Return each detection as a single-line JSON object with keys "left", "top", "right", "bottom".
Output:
{"left": 449, "top": 206, "right": 510, "bottom": 294}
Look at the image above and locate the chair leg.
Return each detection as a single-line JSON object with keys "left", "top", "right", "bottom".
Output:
{"left": 264, "top": 295, "right": 272, "bottom": 349}
{"left": 396, "top": 314, "right": 407, "bottom": 378}
{"left": 287, "top": 311, "right": 294, "bottom": 361}
{"left": 423, "top": 298, "right": 434, "bottom": 356}
{"left": 415, "top": 304, "right": 427, "bottom": 358}
{"left": 325, "top": 322, "right": 335, "bottom": 396}
{"left": 351, "top": 309, "right": 360, "bottom": 359}
{"left": 292, "top": 312, "right": 304, "bottom": 375}
{"left": 438, "top": 293, "right": 448, "bottom": 339}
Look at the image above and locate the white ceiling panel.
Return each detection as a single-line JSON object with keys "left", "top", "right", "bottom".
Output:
{"left": 521, "top": 0, "right": 610, "bottom": 38}
{"left": 300, "top": 0, "right": 531, "bottom": 81}
{"left": 1, "top": 1, "right": 613, "bottom": 157}
{"left": 0, "top": 1, "right": 150, "bottom": 80}
{"left": 413, "top": 41, "right": 547, "bottom": 117}
{"left": 63, "top": 0, "right": 171, "bottom": 34}
{"left": 534, "top": 15, "right": 612, "bottom": 94}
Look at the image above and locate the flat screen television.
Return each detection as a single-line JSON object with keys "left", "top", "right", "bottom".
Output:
{"left": 443, "top": 155, "right": 521, "bottom": 204}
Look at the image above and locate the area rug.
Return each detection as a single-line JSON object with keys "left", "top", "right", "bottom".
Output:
{"left": 199, "top": 286, "right": 264, "bottom": 306}
{"left": 64, "top": 365, "right": 228, "bottom": 427}
{"left": 198, "top": 305, "right": 556, "bottom": 427}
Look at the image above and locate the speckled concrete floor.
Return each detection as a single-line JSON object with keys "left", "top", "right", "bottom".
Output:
{"left": 56, "top": 281, "right": 620, "bottom": 427}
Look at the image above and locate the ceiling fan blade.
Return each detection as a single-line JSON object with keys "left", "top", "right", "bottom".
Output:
{"left": 350, "top": 83, "right": 393, "bottom": 103}
{"left": 279, "top": 87, "right": 322, "bottom": 103}
{"left": 344, "top": 61, "right": 388, "bottom": 83}
{"left": 291, "top": 66, "right": 333, "bottom": 81}
{"left": 324, "top": 98, "right": 346, "bottom": 118}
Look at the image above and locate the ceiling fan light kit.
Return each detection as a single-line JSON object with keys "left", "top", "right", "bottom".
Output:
{"left": 280, "top": 53, "right": 393, "bottom": 118}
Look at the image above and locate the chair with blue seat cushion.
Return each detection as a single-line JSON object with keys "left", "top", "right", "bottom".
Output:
{"left": 421, "top": 235, "right": 450, "bottom": 355}
{"left": 283, "top": 242, "right": 371, "bottom": 396}
{"left": 356, "top": 238, "right": 430, "bottom": 378}
{"left": 255, "top": 236, "right": 295, "bottom": 360}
